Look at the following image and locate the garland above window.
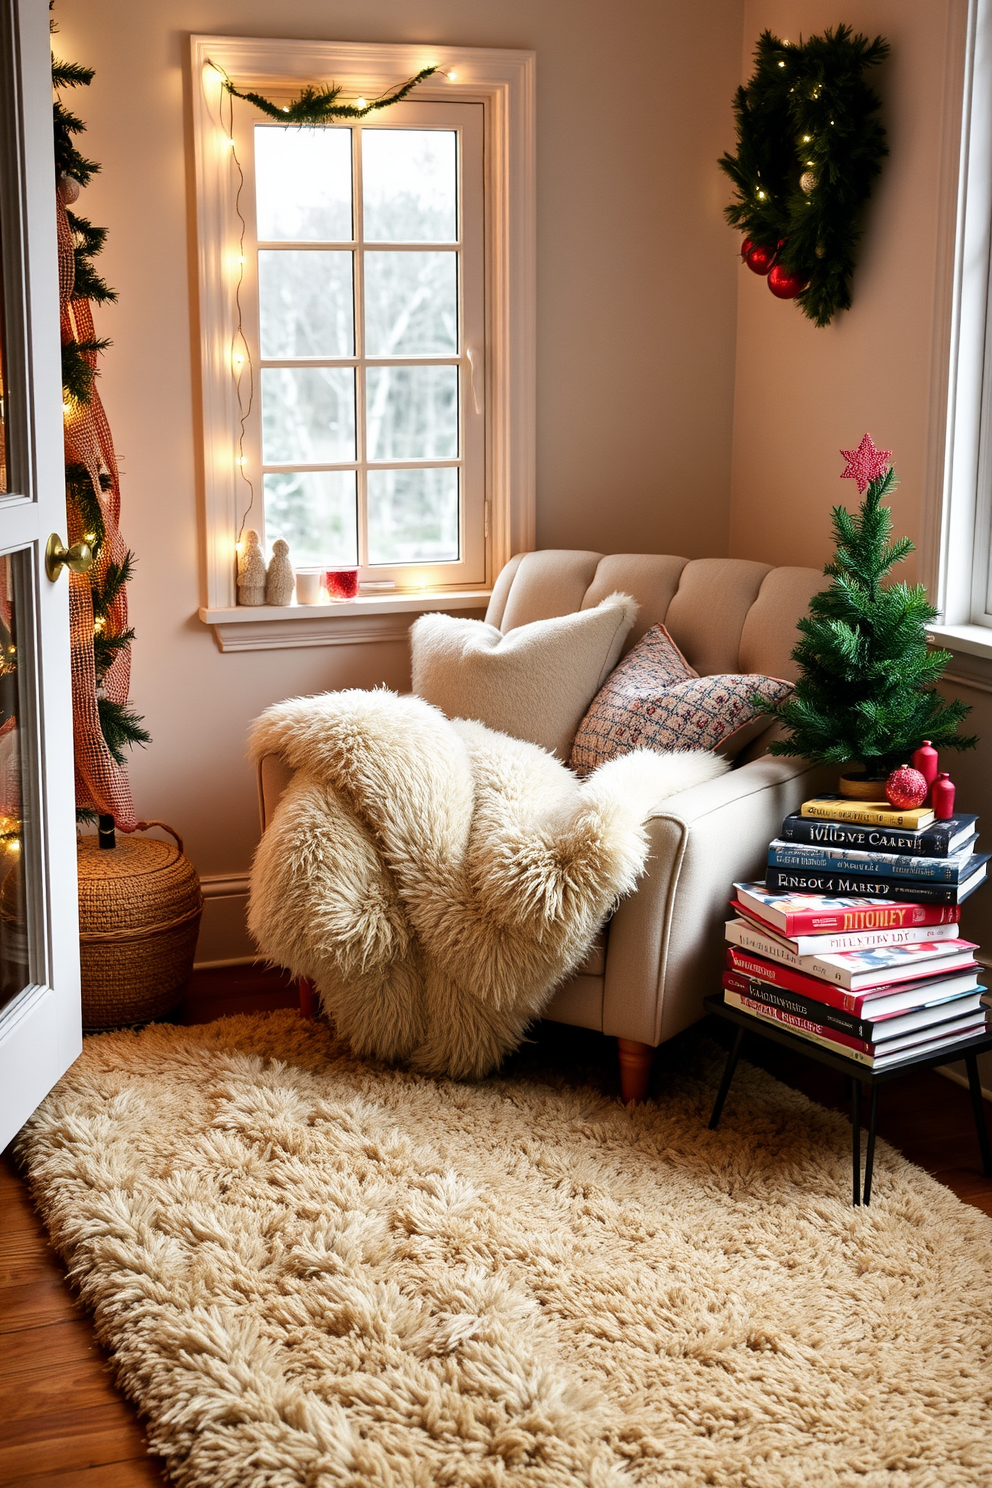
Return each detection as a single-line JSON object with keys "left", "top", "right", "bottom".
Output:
{"left": 719, "top": 26, "right": 889, "bottom": 327}
{"left": 221, "top": 65, "right": 437, "bottom": 123}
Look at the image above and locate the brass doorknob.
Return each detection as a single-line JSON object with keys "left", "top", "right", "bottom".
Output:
{"left": 46, "top": 533, "right": 93, "bottom": 582}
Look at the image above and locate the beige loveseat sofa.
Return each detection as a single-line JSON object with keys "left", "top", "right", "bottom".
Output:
{"left": 258, "top": 550, "right": 834, "bottom": 1101}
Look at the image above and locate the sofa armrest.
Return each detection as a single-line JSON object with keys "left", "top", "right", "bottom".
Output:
{"left": 601, "top": 756, "right": 836, "bottom": 1046}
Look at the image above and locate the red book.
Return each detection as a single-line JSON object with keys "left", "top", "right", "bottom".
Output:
{"left": 722, "top": 983, "right": 986, "bottom": 1068}
{"left": 732, "top": 881, "right": 960, "bottom": 937}
{"left": 724, "top": 945, "right": 980, "bottom": 1013}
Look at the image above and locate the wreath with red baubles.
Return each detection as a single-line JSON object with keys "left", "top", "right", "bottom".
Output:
{"left": 719, "top": 26, "right": 889, "bottom": 327}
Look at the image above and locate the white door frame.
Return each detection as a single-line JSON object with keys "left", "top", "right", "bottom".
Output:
{"left": 0, "top": 0, "right": 82, "bottom": 1152}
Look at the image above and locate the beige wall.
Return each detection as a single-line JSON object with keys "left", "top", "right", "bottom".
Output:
{"left": 729, "top": 3, "right": 992, "bottom": 961}
{"left": 54, "top": 0, "right": 745, "bottom": 958}
{"left": 729, "top": 0, "right": 964, "bottom": 584}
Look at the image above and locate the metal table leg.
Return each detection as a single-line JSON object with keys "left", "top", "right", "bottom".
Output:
{"left": 851, "top": 1078, "right": 862, "bottom": 1206}
{"left": 709, "top": 1025, "right": 745, "bottom": 1129}
{"left": 863, "top": 1085, "right": 879, "bottom": 1205}
{"left": 965, "top": 1052, "right": 992, "bottom": 1177}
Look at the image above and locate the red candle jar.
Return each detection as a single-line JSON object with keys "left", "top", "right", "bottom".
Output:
{"left": 911, "top": 739, "right": 939, "bottom": 796}
{"left": 931, "top": 772, "right": 956, "bottom": 820}
{"left": 324, "top": 567, "right": 359, "bottom": 601}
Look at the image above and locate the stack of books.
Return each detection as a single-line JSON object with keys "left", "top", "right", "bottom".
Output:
{"left": 723, "top": 794, "right": 989, "bottom": 1070}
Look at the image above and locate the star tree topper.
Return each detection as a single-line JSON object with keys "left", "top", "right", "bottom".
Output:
{"left": 840, "top": 432, "right": 893, "bottom": 493}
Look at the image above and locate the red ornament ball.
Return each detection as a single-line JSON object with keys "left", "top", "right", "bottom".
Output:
{"left": 768, "top": 264, "right": 808, "bottom": 299}
{"left": 741, "top": 238, "right": 753, "bottom": 259}
{"left": 885, "top": 765, "right": 929, "bottom": 810}
{"left": 745, "top": 243, "right": 775, "bottom": 276}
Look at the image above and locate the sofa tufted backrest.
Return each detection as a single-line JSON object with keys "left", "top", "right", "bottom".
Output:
{"left": 485, "top": 550, "right": 823, "bottom": 682}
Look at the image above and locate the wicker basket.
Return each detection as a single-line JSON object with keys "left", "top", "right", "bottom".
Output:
{"left": 78, "top": 821, "right": 203, "bottom": 1029}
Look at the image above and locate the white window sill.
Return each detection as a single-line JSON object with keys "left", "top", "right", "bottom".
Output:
{"left": 928, "top": 622, "right": 992, "bottom": 659}
{"left": 198, "top": 589, "right": 492, "bottom": 652}
{"left": 928, "top": 623, "right": 992, "bottom": 694}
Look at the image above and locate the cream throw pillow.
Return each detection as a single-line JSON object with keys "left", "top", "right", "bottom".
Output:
{"left": 411, "top": 593, "right": 638, "bottom": 758}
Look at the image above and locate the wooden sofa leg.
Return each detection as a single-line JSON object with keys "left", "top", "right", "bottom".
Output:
{"left": 618, "top": 1038, "right": 654, "bottom": 1104}
{"left": 299, "top": 977, "right": 318, "bottom": 1021}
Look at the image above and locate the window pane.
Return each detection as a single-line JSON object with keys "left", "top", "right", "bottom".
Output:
{"left": 0, "top": 251, "right": 7, "bottom": 493}
{"left": 0, "top": 554, "right": 29, "bottom": 1008}
{"left": 263, "top": 471, "right": 358, "bottom": 567}
{"left": 261, "top": 367, "right": 356, "bottom": 463}
{"left": 362, "top": 130, "right": 457, "bottom": 242}
{"left": 255, "top": 126, "right": 352, "bottom": 241}
{"left": 366, "top": 366, "right": 458, "bottom": 460}
{"left": 364, "top": 252, "right": 457, "bottom": 355}
{"left": 258, "top": 251, "right": 354, "bottom": 358}
{"left": 367, "top": 467, "right": 459, "bottom": 564}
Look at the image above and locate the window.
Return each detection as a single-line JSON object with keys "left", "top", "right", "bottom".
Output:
{"left": 191, "top": 38, "right": 535, "bottom": 645}
{"left": 938, "top": 0, "right": 992, "bottom": 652}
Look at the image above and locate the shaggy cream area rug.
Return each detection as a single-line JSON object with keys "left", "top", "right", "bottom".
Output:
{"left": 16, "top": 1012, "right": 992, "bottom": 1488}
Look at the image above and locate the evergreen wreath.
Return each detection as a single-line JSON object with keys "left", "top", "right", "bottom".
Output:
{"left": 762, "top": 452, "right": 977, "bottom": 779}
{"left": 719, "top": 26, "right": 889, "bottom": 327}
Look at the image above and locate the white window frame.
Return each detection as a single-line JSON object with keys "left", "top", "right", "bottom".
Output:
{"left": 190, "top": 36, "right": 535, "bottom": 651}
{"left": 936, "top": 0, "right": 992, "bottom": 661}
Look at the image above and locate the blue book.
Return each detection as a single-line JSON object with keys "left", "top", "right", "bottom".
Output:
{"left": 764, "top": 857, "right": 989, "bottom": 905}
{"left": 779, "top": 812, "right": 977, "bottom": 858}
{"left": 767, "top": 838, "right": 981, "bottom": 883}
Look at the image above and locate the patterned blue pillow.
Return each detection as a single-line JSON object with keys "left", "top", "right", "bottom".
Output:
{"left": 569, "top": 623, "right": 793, "bottom": 775}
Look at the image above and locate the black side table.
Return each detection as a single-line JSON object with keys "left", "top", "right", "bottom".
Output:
{"left": 704, "top": 994, "right": 992, "bottom": 1206}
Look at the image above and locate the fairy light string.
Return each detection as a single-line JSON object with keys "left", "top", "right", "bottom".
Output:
{"left": 204, "top": 59, "right": 439, "bottom": 561}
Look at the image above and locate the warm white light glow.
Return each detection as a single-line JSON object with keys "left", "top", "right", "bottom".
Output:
{"left": 237, "top": 456, "right": 247, "bottom": 468}
{"left": 447, "top": 71, "right": 458, "bottom": 81}
{"left": 356, "top": 97, "right": 368, "bottom": 109}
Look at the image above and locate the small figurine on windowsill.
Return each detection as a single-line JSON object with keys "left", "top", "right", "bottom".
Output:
{"left": 265, "top": 539, "right": 294, "bottom": 606}
{"left": 237, "top": 530, "right": 266, "bottom": 606}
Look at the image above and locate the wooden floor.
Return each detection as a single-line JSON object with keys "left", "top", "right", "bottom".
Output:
{"left": 2, "top": 966, "right": 991, "bottom": 1486}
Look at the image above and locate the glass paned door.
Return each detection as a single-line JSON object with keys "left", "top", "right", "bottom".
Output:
{"left": 0, "top": 0, "right": 83, "bottom": 1151}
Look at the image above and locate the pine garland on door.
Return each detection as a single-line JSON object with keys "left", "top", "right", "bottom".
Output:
{"left": 762, "top": 436, "right": 977, "bottom": 778}
{"left": 53, "top": 45, "right": 149, "bottom": 831}
{"left": 719, "top": 26, "right": 889, "bottom": 327}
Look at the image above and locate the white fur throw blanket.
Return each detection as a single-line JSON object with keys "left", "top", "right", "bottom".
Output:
{"left": 248, "top": 689, "right": 727, "bottom": 1079}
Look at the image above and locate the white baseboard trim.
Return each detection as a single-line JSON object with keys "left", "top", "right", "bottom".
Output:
{"left": 937, "top": 1064, "right": 992, "bottom": 1103}
{"left": 192, "top": 955, "right": 263, "bottom": 970}
{"left": 200, "top": 873, "right": 251, "bottom": 899}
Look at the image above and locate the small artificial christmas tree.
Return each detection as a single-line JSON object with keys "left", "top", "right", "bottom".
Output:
{"left": 764, "top": 436, "right": 977, "bottom": 778}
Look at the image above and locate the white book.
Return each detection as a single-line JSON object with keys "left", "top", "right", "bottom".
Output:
{"left": 726, "top": 915, "right": 961, "bottom": 962}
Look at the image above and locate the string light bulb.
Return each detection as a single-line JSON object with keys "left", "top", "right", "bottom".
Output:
{"left": 447, "top": 70, "right": 458, "bottom": 81}
{"left": 356, "top": 96, "right": 368, "bottom": 109}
